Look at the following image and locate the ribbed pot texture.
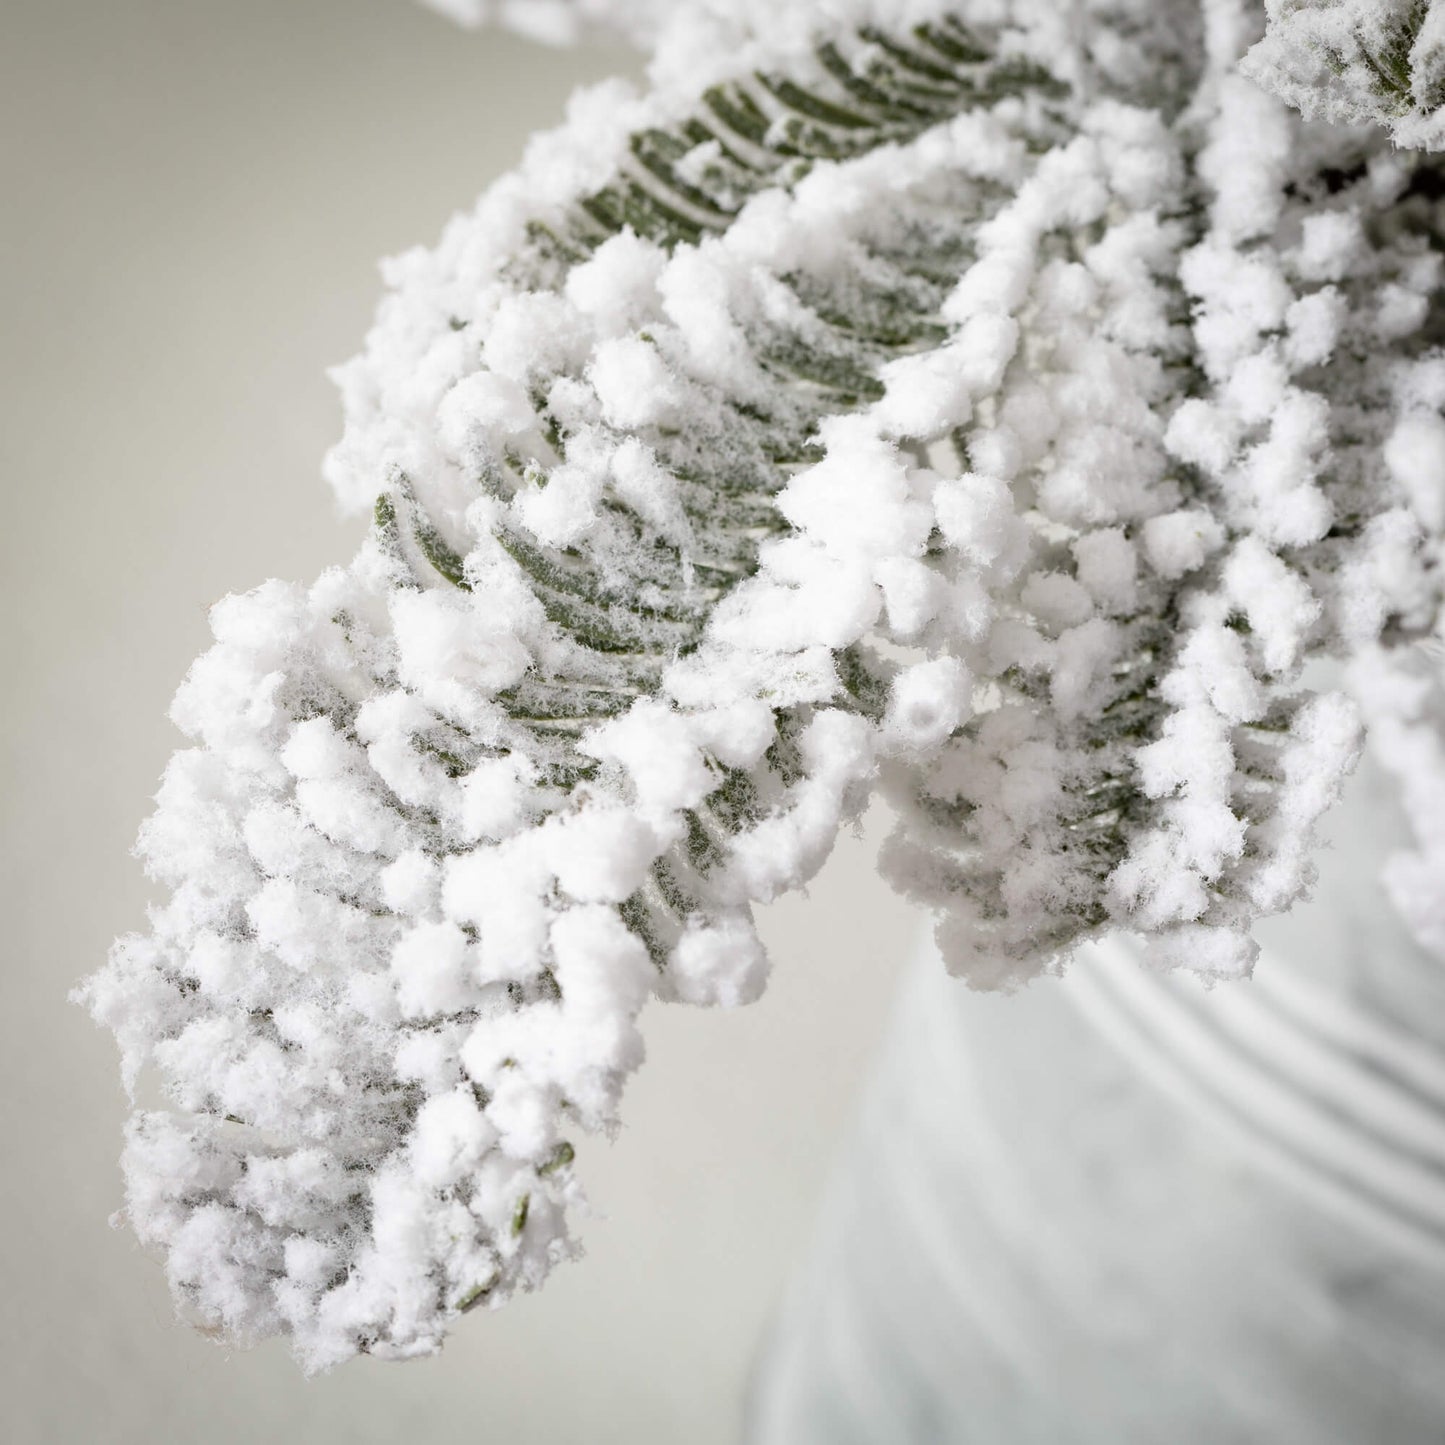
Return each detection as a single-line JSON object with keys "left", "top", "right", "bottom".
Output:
{"left": 748, "top": 757, "right": 1445, "bottom": 1443}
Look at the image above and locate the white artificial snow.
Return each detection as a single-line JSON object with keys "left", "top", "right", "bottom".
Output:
{"left": 1141, "top": 509, "right": 1226, "bottom": 579}
{"left": 1386, "top": 410, "right": 1445, "bottom": 534}
{"left": 882, "top": 658, "right": 973, "bottom": 754}
{"left": 667, "top": 913, "right": 770, "bottom": 1006}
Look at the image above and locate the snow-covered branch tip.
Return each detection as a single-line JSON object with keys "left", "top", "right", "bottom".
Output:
{"left": 78, "top": 0, "right": 1445, "bottom": 1370}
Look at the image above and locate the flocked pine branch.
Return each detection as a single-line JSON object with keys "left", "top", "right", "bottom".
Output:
{"left": 77, "top": 0, "right": 1445, "bottom": 1370}
{"left": 1241, "top": 0, "right": 1445, "bottom": 147}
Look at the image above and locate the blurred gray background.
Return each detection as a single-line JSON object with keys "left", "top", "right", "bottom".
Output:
{"left": 0, "top": 3, "right": 917, "bottom": 1441}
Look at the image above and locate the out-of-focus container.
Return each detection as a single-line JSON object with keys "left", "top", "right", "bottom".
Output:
{"left": 747, "top": 759, "right": 1445, "bottom": 1443}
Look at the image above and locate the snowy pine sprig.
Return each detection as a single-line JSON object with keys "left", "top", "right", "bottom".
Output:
{"left": 78, "top": 0, "right": 1445, "bottom": 1370}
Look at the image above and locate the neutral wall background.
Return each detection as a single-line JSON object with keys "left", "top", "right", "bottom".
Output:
{"left": 0, "top": 4, "right": 918, "bottom": 1441}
